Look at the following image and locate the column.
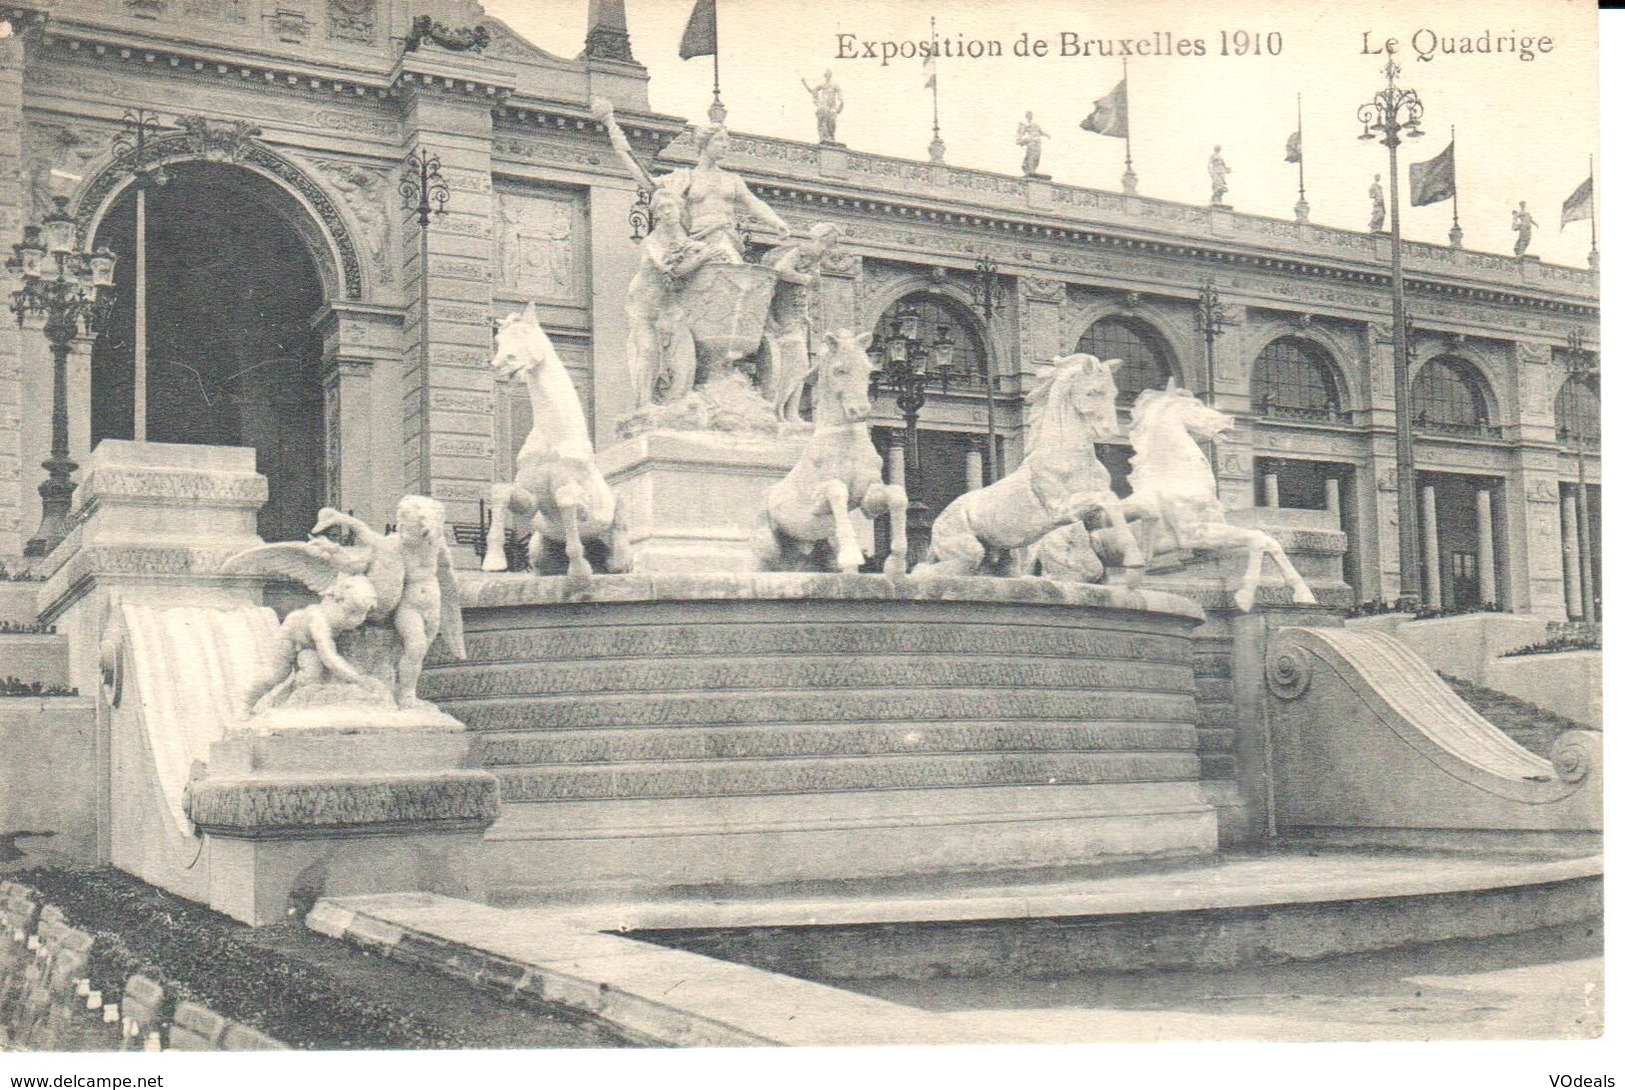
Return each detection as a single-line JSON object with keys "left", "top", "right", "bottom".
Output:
{"left": 886, "top": 431, "right": 907, "bottom": 493}
{"left": 964, "top": 438, "right": 984, "bottom": 494}
{"left": 1420, "top": 484, "right": 1442, "bottom": 609}
{"left": 1263, "top": 471, "right": 1280, "bottom": 508}
{"left": 0, "top": 28, "right": 26, "bottom": 556}
{"left": 1475, "top": 488, "right": 1497, "bottom": 607}
{"left": 1324, "top": 477, "right": 1342, "bottom": 523}
{"left": 400, "top": 73, "right": 503, "bottom": 528}
{"left": 1561, "top": 488, "right": 1583, "bottom": 619}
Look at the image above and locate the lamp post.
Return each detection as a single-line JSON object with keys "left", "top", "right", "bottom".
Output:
{"left": 7, "top": 196, "right": 118, "bottom": 557}
{"left": 1357, "top": 56, "right": 1427, "bottom": 610}
{"left": 868, "top": 303, "right": 957, "bottom": 565}
{"left": 973, "top": 254, "right": 1003, "bottom": 487}
{"left": 400, "top": 145, "right": 449, "bottom": 494}
{"left": 110, "top": 108, "right": 170, "bottom": 443}
{"left": 1563, "top": 327, "right": 1598, "bottom": 623}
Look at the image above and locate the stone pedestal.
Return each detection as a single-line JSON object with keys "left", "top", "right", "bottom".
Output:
{"left": 599, "top": 429, "right": 806, "bottom": 573}
{"left": 189, "top": 727, "right": 499, "bottom": 925}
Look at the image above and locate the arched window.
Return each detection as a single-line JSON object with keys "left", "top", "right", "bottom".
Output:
{"left": 873, "top": 292, "right": 988, "bottom": 383}
{"left": 1076, "top": 317, "right": 1175, "bottom": 405}
{"left": 1252, "top": 337, "right": 1342, "bottom": 422}
{"left": 1413, "top": 356, "right": 1497, "bottom": 437}
{"left": 1555, "top": 372, "right": 1600, "bottom": 448}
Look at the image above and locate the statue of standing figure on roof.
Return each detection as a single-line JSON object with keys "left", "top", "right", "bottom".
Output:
{"left": 803, "top": 70, "right": 844, "bottom": 145}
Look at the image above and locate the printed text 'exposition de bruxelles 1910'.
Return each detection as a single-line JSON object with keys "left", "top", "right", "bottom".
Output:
{"left": 832, "top": 28, "right": 1559, "bottom": 65}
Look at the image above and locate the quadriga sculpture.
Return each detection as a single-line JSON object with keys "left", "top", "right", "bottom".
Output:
{"left": 483, "top": 303, "right": 630, "bottom": 591}
{"left": 220, "top": 496, "right": 466, "bottom": 716}
{"left": 913, "top": 353, "right": 1145, "bottom": 579}
{"left": 753, "top": 330, "right": 908, "bottom": 575}
{"left": 1111, "top": 382, "right": 1317, "bottom": 611}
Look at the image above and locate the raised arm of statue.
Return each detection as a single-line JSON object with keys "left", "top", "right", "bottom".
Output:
{"left": 733, "top": 175, "right": 791, "bottom": 238}
{"left": 590, "top": 97, "right": 657, "bottom": 193}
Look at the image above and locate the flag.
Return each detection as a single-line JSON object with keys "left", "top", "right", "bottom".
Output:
{"left": 923, "top": 52, "right": 937, "bottom": 90}
{"left": 1080, "top": 79, "right": 1128, "bottom": 139}
{"left": 1408, "top": 142, "right": 1455, "bottom": 207}
{"left": 1561, "top": 177, "right": 1593, "bottom": 229}
{"left": 678, "top": 0, "right": 716, "bottom": 60}
{"left": 1285, "top": 130, "right": 1302, "bottom": 164}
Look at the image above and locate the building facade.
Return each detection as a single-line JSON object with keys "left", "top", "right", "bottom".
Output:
{"left": 0, "top": 0, "right": 1600, "bottom": 619}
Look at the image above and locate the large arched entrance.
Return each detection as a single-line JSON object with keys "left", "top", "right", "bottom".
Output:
{"left": 90, "top": 161, "right": 327, "bottom": 541}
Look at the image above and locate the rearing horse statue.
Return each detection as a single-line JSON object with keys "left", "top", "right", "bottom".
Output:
{"left": 1118, "top": 383, "right": 1316, "bottom": 611}
{"left": 484, "top": 302, "right": 629, "bottom": 591}
{"left": 752, "top": 329, "right": 909, "bottom": 575}
{"left": 913, "top": 353, "right": 1145, "bottom": 579}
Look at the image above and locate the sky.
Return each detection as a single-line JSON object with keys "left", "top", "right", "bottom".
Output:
{"left": 483, "top": 0, "right": 1600, "bottom": 269}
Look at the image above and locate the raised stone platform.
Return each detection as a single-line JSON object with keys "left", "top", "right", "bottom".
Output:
{"left": 424, "top": 572, "right": 1211, "bottom": 901}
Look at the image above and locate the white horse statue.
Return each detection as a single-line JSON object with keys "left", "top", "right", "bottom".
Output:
{"left": 753, "top": 329, "right": 909, "bottom": 576}
{"left": 1116, "top": 382, "right": 1316, "bottom": 611}
{"left": 913, "top": 353, "right": 1145, "bottom": 579}
{"left": 484, "top": 302, "right": 629, "bottom": 592}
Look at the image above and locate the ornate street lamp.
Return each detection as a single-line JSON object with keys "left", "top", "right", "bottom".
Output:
{"left": 1563, "top": 327, "right": 1598, "bottom": 622}
{"left": 1357, "top": 56, "right": 1427, "bottom": 609}
{"left": 1194, "top": 279, "right": 1231, "bottom": 467}
{"left": 7, "top": 196, "right": 118, "bottom": 557}
{"left": 973, "top": 254, "right": 1003, "bottom": 488}
{"left": 868, "top": 304, "right": 958, "bottom": 564}
{"left": 400, "top": 145, "right": 449, "bottom": 493}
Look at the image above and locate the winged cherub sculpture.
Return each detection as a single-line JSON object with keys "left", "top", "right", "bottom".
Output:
{"left": 220, "top": 496, "right": 466, "bottom": 718}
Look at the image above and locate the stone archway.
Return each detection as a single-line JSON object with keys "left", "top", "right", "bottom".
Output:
{"left": 90, "top": 160, "right": 329, "bottom": 541}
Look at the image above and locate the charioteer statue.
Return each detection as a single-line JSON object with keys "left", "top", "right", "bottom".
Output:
{"left": 591, "top": 98, "right": 840, "bottom": 431}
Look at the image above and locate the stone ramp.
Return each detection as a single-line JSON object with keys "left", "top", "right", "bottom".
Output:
{"left": 310, "top": 851, "right": 1601, "bottom": 1046}
{"left": 1267, "top": 627, "right": 1601, "bottom": 848}
{"left": 1442, "top": 673, "right": 1586, "bottom": 759}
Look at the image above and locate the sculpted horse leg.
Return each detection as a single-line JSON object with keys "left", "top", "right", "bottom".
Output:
{"left": 913, "top": 497, "right": 984, "bottom": 577}
{"left": 487, "top": 482, "right": 540, "bottom": 573}
{"left": 860, "top": 481, "right": 909, "bottom": 577}
{"left": 553, "top": 480, "right": 592, "bottom": 593}
{"left": 1179, "top": 521, "right": 1299, "bottom": 611}
{"left": 604, "top": 505, "right": 633, "bottom": 574}
{"left": 821, "top": 479, "right": 864, "bottom": 573}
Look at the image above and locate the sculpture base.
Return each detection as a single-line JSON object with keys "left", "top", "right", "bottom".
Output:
{"left": 188, "top": 725, "right": 499, "bottom": 925}
{"left": 599, "top": 429, "right": 807, "bottom": 573}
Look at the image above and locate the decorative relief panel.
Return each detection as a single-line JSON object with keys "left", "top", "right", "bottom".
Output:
{"left": 25, "top": 122, "right": 107, "bottom": 221}
{"left": 494, "top": 190, "right": 584, "bottom": 305}
{"left": 327, "top": 0, "right": 375, "bottom": 42}
{"left": 309, "top": 158, "right": 395, "bottom": 285}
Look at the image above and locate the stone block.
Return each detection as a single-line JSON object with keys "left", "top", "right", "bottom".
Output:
{"left": 598, "top": 429, "right": 806, "bottom": 573}
{"left": 0, "top": 633, "right": 68, "bottom": 686}
{"left": 119, "top": 974, "right": 163, "bottom": 1034}
{"left": 1484, "top": 651, "right": 1602, "bottom": 729}
{"left": 219, "top": 1021, "right": 288, "bottom": 1050}
{"left": 0, "top": 698, "right": 96, "bottom": 861}
{"left": 167, "top": 1002, "right": 228, "bottom": 1051}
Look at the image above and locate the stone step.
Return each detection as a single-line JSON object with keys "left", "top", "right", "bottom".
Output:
{"left": 490, "top": 750, "right": 1202, "bottom": 803}
{"left": 0, "top": 633, "right": 68, "bottom": 688}
{"left": 454, "top": 620, "right": 1193, "bottom": 668}
{"left": 427, "top": 655, "right": 1192, "bottom": 702}
{"left": 448, "top": 688, "right": 1200, "bottom": 733}
{"left": 472, "top": 720, "right": 1197, "bottom": 767}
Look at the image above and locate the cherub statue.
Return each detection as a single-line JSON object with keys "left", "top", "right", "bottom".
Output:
{"left": 220, "top": 496, "right": 465, "bottom": 714}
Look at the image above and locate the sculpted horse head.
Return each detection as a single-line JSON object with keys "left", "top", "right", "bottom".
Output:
{"left": 492, "top": 301, "right": 564, "bottom": 383}
{"left": 1130, "top": 380, "right": 1233, "bottom": 447}
{"left": 1026, "top": 353, "right": 1123, "bottom": 455}
{"left": 812, "top": 329, "right": 875, "bottom": 426}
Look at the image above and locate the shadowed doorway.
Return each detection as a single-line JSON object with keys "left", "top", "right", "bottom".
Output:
{"left": 91, "top": 161, "right": 327, "bottom": 542}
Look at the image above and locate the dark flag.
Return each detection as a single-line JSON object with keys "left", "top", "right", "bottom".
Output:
{"left": 1285, "top": 130, "right": 1302, "bottom": 163}
{"left": 1561, "top": 177, "right": 1594, "bottom": 229}
{"left": 1408, "top": 142, "right": 1455, "bottom": 207}
{"left": 1080, "top": 79, "right": 1128, "bottom": 139}
{"left": 678, "top": 0, "right": 716, "bottom": 59}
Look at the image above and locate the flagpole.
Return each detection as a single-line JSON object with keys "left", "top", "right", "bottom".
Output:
{"left": 709, "top": 2, "right": 724, "bottom": 122}
{"left": 1589, "top": 154, "right": 1599, "bottom": 269}
{"left": 927, "top": 16, "right": 944, "bottom": 162}
{"left": 1121, "top": 59, "right": 1136, "bottom": 194}
{"left": 1448, "top": 126, "right": 1463, "bottom": 248}
{"left": 1293, "top": 92, "right": 1309, "bottom": 222}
